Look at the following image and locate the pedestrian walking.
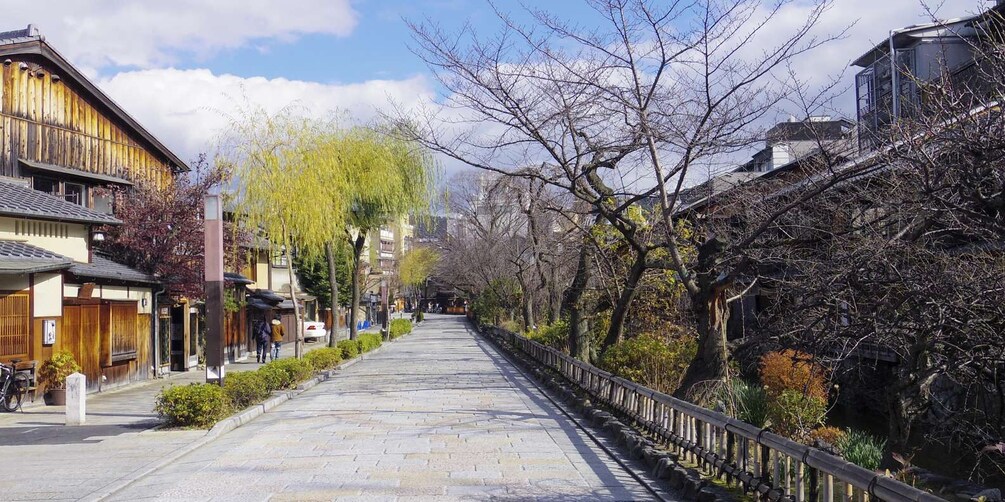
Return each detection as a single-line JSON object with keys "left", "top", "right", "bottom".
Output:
{"left": 270, "top": 317, "right": 285, "bottom": 361}
{"left": 255, "top": 318, "right": 270, "bottom": 363}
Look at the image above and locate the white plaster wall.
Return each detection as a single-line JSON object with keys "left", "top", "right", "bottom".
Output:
{"left": 33, "top": 272, "right": 63, "bottom": 317}
{"left": 0, "top": 216, "right": 90, "bottom": 263}
{"left": 0, "top": 275, "right": 29, "bottom": 291}
{"left": 128, "top": 288, "right": 153, "bottom": 314}
{"left": 101, "top": 285, "right": 130, "bottom": 300}
{"left": 64, "top": 283, "right": 80, "bottom": 297}
{"left": 255, "top": 260, "right": 270, "bottom": 290}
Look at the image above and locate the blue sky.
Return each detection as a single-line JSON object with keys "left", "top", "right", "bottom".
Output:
{"left": 2, "top": 0, "right": 975, "bottom": 175}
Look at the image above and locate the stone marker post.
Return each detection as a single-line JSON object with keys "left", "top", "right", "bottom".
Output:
{"left": 66, "top": 372, "right": 86, "bottom": 425}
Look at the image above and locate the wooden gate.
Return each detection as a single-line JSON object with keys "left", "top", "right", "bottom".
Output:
{"left": 0, "top": 292, "right": 30, "bottom": 360}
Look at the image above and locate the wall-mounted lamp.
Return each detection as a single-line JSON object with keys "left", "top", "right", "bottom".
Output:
{"left": 91, "top": 230, "right": 106, "bottom": 242}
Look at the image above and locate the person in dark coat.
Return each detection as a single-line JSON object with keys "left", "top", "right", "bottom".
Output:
{"left": 255, "top": 318, "right": 270, "bottom": 363}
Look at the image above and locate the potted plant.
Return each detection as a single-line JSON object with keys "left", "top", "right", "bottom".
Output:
{"left": 38, "top": 350, "right": 82, "bottom": 406}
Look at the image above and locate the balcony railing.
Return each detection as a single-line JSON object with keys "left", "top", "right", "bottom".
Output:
{"left": 483, "top": 326, "right": 941, "bottom": 502}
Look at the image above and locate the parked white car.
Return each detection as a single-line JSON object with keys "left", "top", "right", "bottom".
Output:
{"left": 303, "top": 321, "right": 328, "bottom": 342}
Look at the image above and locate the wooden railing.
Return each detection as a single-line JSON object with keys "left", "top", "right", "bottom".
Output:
{"left": 483, "top": 326, "right": 942, "bottom": 502}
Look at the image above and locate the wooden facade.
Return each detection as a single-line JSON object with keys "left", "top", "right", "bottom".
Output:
{"left": 0, "top": 58, "right": 175, "bottom": 186}
{"left": 0, "top": 36, "right": 186, "bottom": 188}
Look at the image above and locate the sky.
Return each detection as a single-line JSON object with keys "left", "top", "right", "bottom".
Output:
{"left": 1, "top": 0, "right": 979, "bottom": 175}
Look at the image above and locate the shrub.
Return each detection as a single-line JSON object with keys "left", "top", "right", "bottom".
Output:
{"left": 358, "top": 333, "right": 382, "bottom": 352}
{"left": 526, "top": 320, "right": 569, "bottom": 351}
{"left": 766, "top": 389, "right": 827, "bottom": 441}
{"left": 38, "top": 350, "right": 82, "bottom": 391}
{"left": 304, "top": 347, "right": 343, "bottom": 371}
{"left": 836, "top": 429, "right": 886, "bottom": 471}
{"left": 499, "top": 319, "right": 522, "bottom": 334}
{"left": 155, "top": 383, "right": 231, "bottom": 428}
{"left": 760, "top": 350, "right": 828, "bottom": 401}
{"left": 718, "top": 379, "right": 769, "bottom": 428}
{"left": 223, "top": 371, "right": 270, "bottom": 410}
{"left": 337, "top": 339, "right": 360, "bottom": 359}
{"left": 809, "top": 426, "right": 847, "bottom": 447}
{"left": 599, "top": 334, "right": 696, "bottom": 394}
{"left": 266, "top": 358, "right": 314, "bottom": 386}
{"left": 389, "top": 319, "right": 413, "bottom": 339}
{"left": 257, "top": 363, "right": 295, "bottom": 391}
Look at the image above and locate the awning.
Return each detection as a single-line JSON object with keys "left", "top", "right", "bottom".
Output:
{"left": 19, "top": 158, "right": 133, "bottom": 186}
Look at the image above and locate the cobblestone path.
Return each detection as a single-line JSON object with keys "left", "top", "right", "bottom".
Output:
{"left": 109, "top": 316, "right": 657, "bottom": 501}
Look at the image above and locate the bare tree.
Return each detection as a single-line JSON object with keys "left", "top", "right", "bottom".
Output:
{"left": 403, "top": 0, "right": 845, "bottom": 395}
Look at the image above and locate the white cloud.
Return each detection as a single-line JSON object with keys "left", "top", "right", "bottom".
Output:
{"left": 4, "top": 0, "right": 358, "bottom": 70}
{"left": 96, "top": 68, "right": 435, "bottom": 163}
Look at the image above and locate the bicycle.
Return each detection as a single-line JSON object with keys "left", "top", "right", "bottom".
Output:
{"left": 0, "top": 359, "right": 30, "bottom": 412}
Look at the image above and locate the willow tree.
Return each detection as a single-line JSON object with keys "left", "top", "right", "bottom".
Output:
{"left": 220, "top": 108, "right": 349, "bottom": 359}
{"left": 399, "top": 246, "right": 439, "bottom": 315}
{"left": 332, "top": 128, "right": 436, "bottom": 340}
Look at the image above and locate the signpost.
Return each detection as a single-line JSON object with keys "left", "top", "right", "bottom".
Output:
{"left": 204, "top": 194, "right": 225, "bottom": 385}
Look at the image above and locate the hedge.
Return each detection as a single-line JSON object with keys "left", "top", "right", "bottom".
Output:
{"left": 265, "top": 358, "right": 314, "bottom": 386}
{"left": 156, "top": 334, "right": 384, "bottom": 428}
{"left": 223, "top": 370, "right": 271, "bottom": 410}
{"left": 304, "top": 347, "right": 342, "bottom": 371}
{"left": 358, "top": 333, "right": 382, "bottom": 352}
{"left": 389, "top": 319, "right": 412, "bottom": 339}
{"left": 337, "top": 339, "right": 360, "bottom": 359}
{"left": 155, "top": 383, "right": 231, "bottom": 428}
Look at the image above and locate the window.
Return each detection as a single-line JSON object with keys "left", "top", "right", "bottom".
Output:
{"left": 0, "top": 292, "right": 30, "bottom": 359}
{"left": 31, "top": 177, "right": 89, "bottom": 206}
{"left": 92, "top": 193, "right": 114, "bottom": 214}
{"left": 32, "top": 176, "right": 59, "bottom": 197}
{"left": 272, "top": 248, "right": 288, "bottom": 267}
{"left": 63, "top": 183, "right": 85, "bottom": 206}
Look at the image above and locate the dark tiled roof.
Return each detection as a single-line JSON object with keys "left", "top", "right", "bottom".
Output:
{"left": 249, "top": 289, "right": 284, "bottom": 305}
{"left": 0, "top": 240, "right": 73, "bottom": 274}
{"left": 69, "top": 254, "right": 157, "bottom": 284}
{"left": 0, "top": 180, "right": 121, "bottom": 225}
{"left": 224, "top": 272, "right": 254, "bottom": 285}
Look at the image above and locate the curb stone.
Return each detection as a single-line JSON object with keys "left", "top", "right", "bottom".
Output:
{"left": 89, "top": 333, "right": 408, "bottom": 501}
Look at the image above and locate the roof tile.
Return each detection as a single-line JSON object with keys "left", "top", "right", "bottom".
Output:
{"left": 0, "top": 180, "right": 121, "bottom": 225}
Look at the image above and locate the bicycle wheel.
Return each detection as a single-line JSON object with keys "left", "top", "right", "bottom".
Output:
{"left": 0, "top": 381, "right": 14, "bottom": 412}
{"left": 1, "top": 374, "right": 27, "bottom": 412}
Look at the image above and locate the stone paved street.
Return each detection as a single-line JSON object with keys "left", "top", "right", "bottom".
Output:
{"left": 0, "top": 332, "right": 369, "bottom": 502}
{"left": 108, "top": 316, "right": 657, "bottom": 501}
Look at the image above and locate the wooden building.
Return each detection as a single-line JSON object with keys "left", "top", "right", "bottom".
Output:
{"left": 0, "top": 181, "right": 157, "bottom": 392}
{"left": 0, "top": 25, "right": 188, "bottom": 393}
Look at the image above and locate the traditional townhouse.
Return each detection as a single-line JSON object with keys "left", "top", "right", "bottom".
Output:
{"left": 0, "top": 25, "right": 188, "bottom": 392}
{"left": 0, "top": 180, "right": 157, "bottom": 393}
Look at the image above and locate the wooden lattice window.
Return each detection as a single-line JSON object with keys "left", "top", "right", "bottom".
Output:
{"left": 0, "top": 292, "right": 30, "bottom": 359}
{"left": 109, "top": 302, "right": 137, "bottom": 362}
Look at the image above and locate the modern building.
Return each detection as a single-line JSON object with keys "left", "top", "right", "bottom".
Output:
{"left": 852, "top": 4, "right": 1001, "bottom": 148}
